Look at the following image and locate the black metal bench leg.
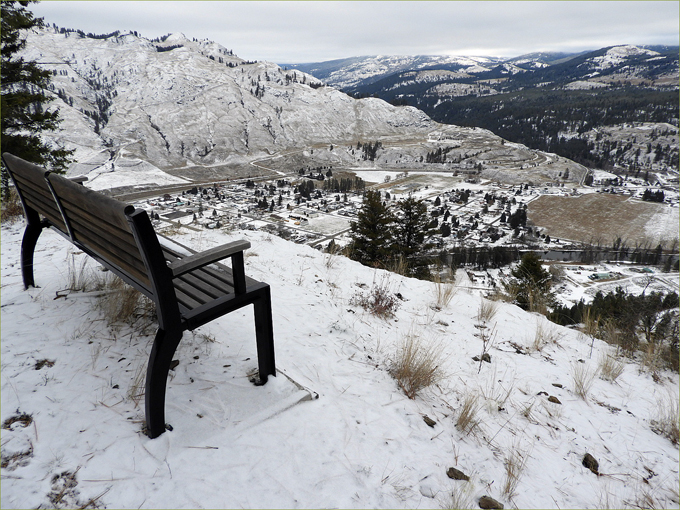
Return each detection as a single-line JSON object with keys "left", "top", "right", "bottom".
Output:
{"left": 145, "top": 327, "right": 183, "bottom": 438}
{"left": 20, "top": 223, "right": 42, "bottom": 289}
{"left": 253, "top": 286, "right": 276, "bottom": 384}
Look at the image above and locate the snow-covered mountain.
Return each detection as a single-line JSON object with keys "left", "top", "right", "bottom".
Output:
{"left": 21, "top": 28, "right": 437, "bottom": 178}
{"left": 282, "top": 54, "right": 506, "bottom": 89}
{"left": 291, "top": 45, "right": 678, "bottom": 95}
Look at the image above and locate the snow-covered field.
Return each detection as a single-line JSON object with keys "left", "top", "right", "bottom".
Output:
{"left": 1, "top": 220, "right": 679, "bottom": 509}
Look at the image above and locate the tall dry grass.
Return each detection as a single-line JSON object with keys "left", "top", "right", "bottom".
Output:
{"left": 390, "top": 331, "right": 446, "bottom": 399}
{"left": 432, "top": 272, "right": 458, "bottom": 310}
{"left": 455, "top": 392, "right": 481, "bottom": 434}
{"left": 572, "top": 362, "right": 598, "bottom": 400}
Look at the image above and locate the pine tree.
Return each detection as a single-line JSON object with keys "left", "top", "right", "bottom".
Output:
{"left": 393, "top": 195, "right": 436, "bottom": 278}
{"left": 1, "top": 1, "right": 73, "bottom": 197}
{"left": 506, "top": 252, "right": 554, "bottom": 311}
{"left": 349, "top": 191, "right": 395, "bottom": 266}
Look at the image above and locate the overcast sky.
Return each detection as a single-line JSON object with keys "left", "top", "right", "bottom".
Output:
{"left": 30, "top": 1, "right": 679, "bottom": 63}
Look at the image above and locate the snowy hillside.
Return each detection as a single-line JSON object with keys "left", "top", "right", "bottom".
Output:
{"left": 1, "top": 216, "right": 678, "bottom": 509}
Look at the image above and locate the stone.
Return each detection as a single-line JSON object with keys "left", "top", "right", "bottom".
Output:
{"left": 548, "top": 396, "right": 562, "bottom": 405}
{"left": 582, "top": 453, "right": 599, "bottom": 475}
{"left": 423, "top": 415, "right": 436, "bottom": 428}
{"left": 478, "top": 495, "right": 504, "bottom": 509}
{"left": 446, "top": 467, "right": 469, "bottom": 481}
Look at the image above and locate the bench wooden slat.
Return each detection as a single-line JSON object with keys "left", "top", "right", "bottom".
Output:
{"left": 10, "top": 169, "right": 67, "bottom": 229}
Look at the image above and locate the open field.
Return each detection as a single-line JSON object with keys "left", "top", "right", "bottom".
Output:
{"left": 528, "top": 193, "right": 679, "bottom": 246}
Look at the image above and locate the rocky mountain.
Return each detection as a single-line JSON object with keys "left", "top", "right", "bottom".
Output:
{"left": 19, "top": 26, "right": 590, "bottom": 190}
{"left": 21, "top": 27, "right": 435, "bottom": 179}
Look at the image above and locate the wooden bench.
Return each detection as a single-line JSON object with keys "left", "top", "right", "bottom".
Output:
{"left": 2, "top": 153, "right": 276, "bottom": 438}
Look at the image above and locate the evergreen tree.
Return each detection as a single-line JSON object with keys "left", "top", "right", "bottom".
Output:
{"left": 1, "top": 1, "right": 73, "bottom": 197}
{"left": 349, "top": 190, "right": 395, "bottom": 267}
{"left": 505, "top": 252, "right": 554, "bottom": 311}
{"left": 393, "top": 195, "right": 435, "bottom": 278}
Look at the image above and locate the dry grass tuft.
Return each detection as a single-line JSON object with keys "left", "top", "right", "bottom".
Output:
{"left": 650, "top": 391, "right": 679, "bottom": 445}
{"left": 440, "top": 481, "right": 475, "bottom": 510}
{"left": 598, "top": 349, "right": 625, "bottom": 382}
{"left": 386, "top": 254, "right": 409, "bottom": 277}
{"left": 66, "top": 254, "right": 105, "bottom": 292}
{"left": 572, "top": 362, "right": 598, "bottom": 400}
{"left": 432, "top": 272, "right": 458, "bottom": 310}
{"left": 531, "top": 321, "right": 562, "bottom": 352}
{"left": 127, "top": 361, "right": 147, "bottom": 408}
{"left": 475, "top": 298, "right": 498, "bottom": 325}
{"left": 502, "top": 441, "right": 531, "bottom": 499}
{"left": 1, "top": 188, "right": 24, "bottom": 223}
{"left": 96, "top": 275, "right": 156, "bottom": 331}
{"left": 390, "top": 331, "right": 446, "bottom": 399}
{"left": 455, "top": 392, "right": 481, "bottom": 434}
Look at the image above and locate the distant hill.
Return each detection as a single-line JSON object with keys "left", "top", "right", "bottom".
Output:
{"left": 317, "top": 45, "right": 679, "bottom": 173}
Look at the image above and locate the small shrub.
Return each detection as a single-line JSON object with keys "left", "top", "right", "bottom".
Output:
{"left": 350, "top": 277, "right": 400, "bottom": 319}
{"left": 390, "top": 332, "right": 445, "bottom": 399}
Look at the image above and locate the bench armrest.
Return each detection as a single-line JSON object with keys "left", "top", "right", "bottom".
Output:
{"left": 68, "top": 175, "right": 88, "bottom": 184}
{"left": 168, "top": 240, "right": 251, "bottom": 278}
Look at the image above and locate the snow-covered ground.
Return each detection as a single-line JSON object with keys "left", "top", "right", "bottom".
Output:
{"left": 1, "top": 220, "right": 678, "bottom": 509}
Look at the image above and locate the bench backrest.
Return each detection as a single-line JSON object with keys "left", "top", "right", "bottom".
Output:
{"left": 46, "top": 171, "right": 153, "bottom": 291}
{"left": 4, "top": 153, "right": 183, "bottom": 329}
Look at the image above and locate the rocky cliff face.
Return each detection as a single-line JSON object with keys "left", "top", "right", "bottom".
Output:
{"left": 22, "top": 28, "right": 433, "bottom": 175}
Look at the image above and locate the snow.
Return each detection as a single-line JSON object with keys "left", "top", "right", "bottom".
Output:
{"left": 2, "top": 216, "right": 678, "bottom": 509}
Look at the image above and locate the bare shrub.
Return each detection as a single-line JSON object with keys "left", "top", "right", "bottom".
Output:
{"left": 1, "top": 188, "right": 23, "bottom": 223}
{"left": 456, "top": 392, "right": 480, "bottom": 434}
{"left": 571, "top": 362, "right": 598, "bottom": 400}
{"left": 390, "top": 331, "right": 446, "bottom": 399}
{"left": 650, "top": 391, "right": 679, "bottom": 445}
{"left": 598, "top": 349, "right": 625, "bottom": 382}
{"left": 350, "top": 276, "right": 400, "bottom": 319}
